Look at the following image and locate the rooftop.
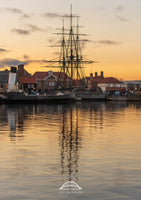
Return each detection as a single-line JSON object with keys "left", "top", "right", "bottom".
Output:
{"left": 19, "top": 77, "right": 36, "bottom": 84}
{"left": 33, "top": 72, "right": 48, "bottom": 80}
{"left": 97, "top": 77, "right": 123, "bottom": 84}
{"left": 33, "top": 71, "right": 71, "bottom": 80}
{"left": 88, "top": 76, "right": 123, "bottom": 84}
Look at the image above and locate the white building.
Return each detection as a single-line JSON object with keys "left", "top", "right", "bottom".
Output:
{"left": 97, "top": 77, "right": 125, "bottom": 93}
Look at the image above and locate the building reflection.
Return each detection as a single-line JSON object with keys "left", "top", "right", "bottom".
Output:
{"left": 6, "top": 104, "right": 34, "bottom": 140}
{"left": 59, "top": 104, "right": 81, "bottom": 182}
{"left": 7, "top": 107, "right": 17, "bottom": 139}
{"left": 0, "top": 101, "right": 130, "bottom": 139}
{"left": 1, "top": 101, "right": 141, "bottom": 183}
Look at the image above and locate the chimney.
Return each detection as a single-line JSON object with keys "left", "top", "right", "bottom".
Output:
{"left": 90, "top": 73, "right": 93, "bottom": 81}
{"left": 95, "top": 72, "right": 98, "bottom": 78}
{"left": 18, "top": 64, "right": 24, "bottom": 78}
{"left": 8, "top": 66, "right": 17, "bottom": 92}
{"left": 101, "top": 71, "right": 104, "bottom": 78}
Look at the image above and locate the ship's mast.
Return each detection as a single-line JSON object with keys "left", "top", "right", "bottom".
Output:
{"left": 62, "top": 19, "right": 66, "bottom": 87}
{"left": 76, "top": 17, "right": 79, "bottom": 87}
{"left": 70, "top": 5, "right": 73, "bottom": 87}
{"left": 43, "top": 5, "right": 95, "bottom": 90}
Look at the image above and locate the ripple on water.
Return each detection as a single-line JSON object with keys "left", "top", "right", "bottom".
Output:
{"left": 0, "top": 102, "right": 141, "bottom": 199}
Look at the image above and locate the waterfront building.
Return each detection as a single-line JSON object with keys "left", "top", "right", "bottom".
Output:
{"left": 86, "top": 71, "right": 125, "bottom": 94}
{"left": 19, "top": 76, "right": 37, "bottom": 94}
{"left": 123, "top": 80, "right": 141, "bottom": 95}
{"left": 33, "top": 71, "right": 71, "bottom": 93}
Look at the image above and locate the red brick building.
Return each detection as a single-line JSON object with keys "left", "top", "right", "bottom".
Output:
{"left": 33, "top": 71, "right": 71, "bottom": 93}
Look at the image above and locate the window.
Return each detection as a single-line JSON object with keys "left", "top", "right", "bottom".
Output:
{"left": 49, "top": 81, "right": 54, "bottom": 87}
{"left": 45, "top": 82, "right": 48, "bottom": 87}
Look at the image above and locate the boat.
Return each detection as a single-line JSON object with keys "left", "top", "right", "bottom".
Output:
{"left": 106, "top": 95, "right": 127, "bottom": 101}
{"left": 74, "top": 89, "right": 105, "bottom": 100}
{"left": 127, "top": 95, "right": 141, "bottom": 101}
{"left": 3, "top": 91, "right": 76, "bottom": 103}
{"left": 43, "top": 5, "right": 104, "bottom": 101}
{"left": 106, "top": 94, "right": 141, "bottom": 101}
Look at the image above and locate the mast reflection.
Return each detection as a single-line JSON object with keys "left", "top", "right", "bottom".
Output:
{"left": 59, "top": 104, "right": 81, "bottom": 182}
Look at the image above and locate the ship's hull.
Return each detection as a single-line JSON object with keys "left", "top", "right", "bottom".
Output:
{"left": 127, "top": 95, "right": 141, "bottom": 101}
{"left": 75, "top": 90, "right": 105, "bottom": 100}
{"left": 106, "top": 95, "right": 127, "bottom": 101}
{"left": 106, "top": 95, "right": 141, "bottom": 101}
{"left": 1, "top": 92, "right": 76, "bottom": 103}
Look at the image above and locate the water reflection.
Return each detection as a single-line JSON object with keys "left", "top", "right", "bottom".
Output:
{"left": 0, "top": 102, "right": 131, "bottom": 135}
{"left": 59, "top": 105, "right": 81, "bottom": 182}
{"left": 1, "top": 102, "right": 141, "bottom": 199}
{"left": 0, "top": 102, "right": 130, "bottom": 175}
{"left": 7, "top": 107, "right": 17, "bottom": 139}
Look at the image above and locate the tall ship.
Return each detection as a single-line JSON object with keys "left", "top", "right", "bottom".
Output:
{"left": 0, "top": 6, "right": 105, "bottom": 103}
{"left": 42, "top": 5, "right": 105, "bottom": 100}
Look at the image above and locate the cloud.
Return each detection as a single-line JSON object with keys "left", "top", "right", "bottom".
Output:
{"left": 42, "top": 12, "right": 79, "bottom": 19}
{"left": 115, "top": 6, "right": 127, "bottom": 22}
{"left": 20, "top": 13, "right": 30, "bottom": 19}
{"left": 116, "top": 6, "right": 125, "bottom": 12}
{"left": 93, "top": 40, "right": 122, "bottom": 47}
{"left": 2, "top": 7, "right": 22, "bottom": 14}
{"left": 42, "top": 12, "right": 71, "bottom": 19}
{"left": 26, "top": 24, "right": 43, "bottom": 32}
{"left": 0, "top": 58, "right": 57, "bottom": 68}
{"left": 11, "top": 24, "right": 46, "bottom": 35}
{"left": 48, "top": 38, "right": 56, "bottom": 43}
{"left": 98, "top": 40, "right": 121, "bottom": 45}
{"left": 11, "top": 28, "right": 30, "bottom": 35}
{"left": 47, "top": 38, "right": 62, "bottom": 47}
{"left": 23, "top": 54, "right": 30, "bottom": 60}
{"left": 0, "top": 58, "right": 28, "bottom": 67}
{"left": 42, "top": 12, "right": 62, "bottom": 19}
{"left": 0, "top": 48, "right": 8, "bottom": 52}
{"left": 116, "top": 15, "right": 127, "bottom": 22}
{"left": 0, "top": 7, "right": 30, "bottom": 19}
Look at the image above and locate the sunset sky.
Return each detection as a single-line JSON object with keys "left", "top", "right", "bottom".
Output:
{"left": 0, "top": 0, "right": 141, "bottom": 80}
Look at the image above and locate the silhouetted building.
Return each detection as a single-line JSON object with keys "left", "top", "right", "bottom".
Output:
{"left": 0, "top": 69, "right": 9, "bottom": 92}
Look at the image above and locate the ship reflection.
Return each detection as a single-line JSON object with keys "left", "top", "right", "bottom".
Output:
{"left": 7, "top": 107, "right": 17, "bottom": 138}
{"left": 6, "top": 105, "right": 33, "bottom": 140}
{"left": 59, "top": 105, "right": 81, "bottom": 182}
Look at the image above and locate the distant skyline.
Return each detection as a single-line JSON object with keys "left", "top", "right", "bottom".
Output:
{"left": 0, "top": 0, "right": 141, "bottom": 80}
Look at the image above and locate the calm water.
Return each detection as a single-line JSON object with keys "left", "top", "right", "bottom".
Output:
{"left": 0, "top": 102, "right": 141, "bottom": 200}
